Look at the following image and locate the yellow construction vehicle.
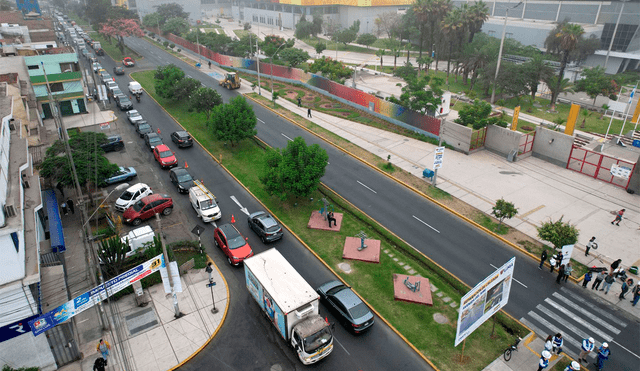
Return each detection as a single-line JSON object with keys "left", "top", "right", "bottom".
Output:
{"left": 219, "top": 72, "right": 241, "bottom": 90}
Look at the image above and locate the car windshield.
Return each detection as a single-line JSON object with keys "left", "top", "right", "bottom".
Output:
{"left": 119, "top": 191, "right": 134, "bottom": 200}
{"left": 200, "top": 199, "right": 216, "bottom": 210}
{"left": 348, "top": 302, "right": 370, "bottom": 320}
{"left": 120, "top": 97, "right": 131, "bottom": 104}
{"left": 150, "top": 137, "right": 162, "bottom": 145}
{"left": 159, "top": 150, "right": 172, "bottom": 158}
{"left": 138, "top": 124, "right": 150, "bottom": 130}
{"left": 302, "top": 327, "right": 332, "bottom": 354}
{"left": 266, "top": 225, "right": 280, "bottom": 233}
{"left": 227, "top": 235, "right": 246, "bottom": 250}
{"left": 132, "top": 199, "right": 145, "bottom": 212}
{"left": 326, "top": 285, "right": 346, "bottom": 296}
{"left": 177, "top": 173, "right": 192, "bottom": 182}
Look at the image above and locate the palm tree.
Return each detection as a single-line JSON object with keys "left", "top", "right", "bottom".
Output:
{"left": 523, "top": 54, "right": 553, "bottom": 99}
{"left": 376, "top": 49, "right": 386, "bottom": 68}
{"left": 441, "top": 7, "right": 466, "bottom": 84}
{"left": 417, "top": 56, "right": 433, "bottom": 74}
{"left": 546, "top": 23, "right": 584, "bottom": 111}
{"left": 466, "top": 1, "right": 489, "bottom": 43}
{"left": 544, "top": 75, "right": 575, "bottom": 104}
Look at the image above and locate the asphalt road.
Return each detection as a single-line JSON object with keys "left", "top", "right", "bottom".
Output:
{"left": 86, "top": 43, "right": 431, "bottom": 371}
{"left": 102, "top": 38, "right": 638, "bottom": 371}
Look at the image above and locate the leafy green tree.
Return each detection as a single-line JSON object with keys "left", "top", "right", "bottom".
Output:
{"left": 521, "top": 54, "right": 554, "bottom": 99}
{"left": 315, "top": 42, "right": 327, "bottom": 55}
{"left": 261, "top": 35, "right": 294, "bottom": 59}
{"left": 357, "top": 33, "right": 378, "bottom": 49}
{"left": 295, "top": 15, "right": 314, "bottom": 39}
{"left": 107, "top": 5, "right": 138, "bottom": 20}
{"left": 394, "top": 62, "right": 417, "bottom": 80}
{"left": 311, "top": 12, "right": 324, "bottom": 36}
{"left": 576, "top": 66, "right": 619, "bottom": 104}
{"left": 280, "top": 48, "right": 310, "bottom": 68}
{"left": 375, "top": 48, "right": 386, "bottom": 68}
{"left": 537, "top": 217, "right": 579, "bottom": 250}
{"left": 543, "top": 75, "right": 575, "bottom": 103}
{"left": 143, "top": 13, "right": 162, "bottom": 29}
{"left": 272, "top": 91, "right": 280, "bottom": 107}
{"left": 39, "top": 132, "right": 119, "bottom": 191}
{"left": 187, "top": 31, "right": 233, "bottom": 54}
{"left": 492, "top": 198, "right": 518, "bottom": 225}
{"left": 260, "top": 137, "right": 329, "bottom": 200}
{"left": 162, "top": 17, "right": 190, "bottom": 36}
{"left": 334, "top": 28, "right": 357, "bottom": 45}
{"left": 191, "top": 87, "right": 223, "bottom": 120}
{"left": 308, "top": 57, "right": 354, "bottom": 83}
{"left": 417, "top": 56, "right": 433, "bottom": 74}
{"left": 209, "top": 96, "right": 257, "bottom": 146}
{"left": 454, "top": 99, "right": 492, "bottom": 128}
{"left": 172, "top": 78, "right": 201, "bottom": 101}
{"left": 156, "top": 3, "right": 189, "bottom": 24}
{"left": 154, "top": 64, "right": 185, "bottom": 100}
{"left": 388, "top": 74, "right": 444, "bottom": 115}
{"left": 0, "top": 0, "right": 15, "bottom": 10}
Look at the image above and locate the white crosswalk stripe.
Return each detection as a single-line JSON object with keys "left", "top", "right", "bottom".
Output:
{"left": 520, "top": 289, "right": 628, "bottom": 360}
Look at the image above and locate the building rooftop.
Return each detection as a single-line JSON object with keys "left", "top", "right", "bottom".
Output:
{"left": 0, "top": 11, "right": 55, "bottom": 43}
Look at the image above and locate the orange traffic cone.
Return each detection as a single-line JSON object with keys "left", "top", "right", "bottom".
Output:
{"left": 157, "top": 128, "right": 161, "bottom": 134}
{"left": 325, "top": 317, "right": 329, "bottom": 324}
{"left": 231, "top": 215, "right": 235, "bottom": 223}
{"left": 185, "top": 161, "right": 188, "bottom": 168}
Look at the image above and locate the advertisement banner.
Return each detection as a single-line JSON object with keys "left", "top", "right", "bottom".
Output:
{"left": 560, "top": 245, "right": 574, "bottom": 266}
{"left": 29, "top": 254, "right": 164, "bottom": 336}
{"left": 454, "top": 257, "right": 516, "bottom": 346}
{"left": 433, "top": 147, "right": 445, "bottom": 170}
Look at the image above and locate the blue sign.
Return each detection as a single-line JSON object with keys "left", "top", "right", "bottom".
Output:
{"left": 206, "top": 282, "right": 217, "bottom": 288}
{"left": 0, "top": 315, "right": 38, "bottom": 343}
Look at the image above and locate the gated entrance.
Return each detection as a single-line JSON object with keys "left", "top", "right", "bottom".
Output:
{"left": 45, "top": 322, "right": 80, "bottom": 367}
{"left": 470, "top": 127, "right": 487, "bottom": 151}
{"left": 518, "top": 131, "right": 535, "bottom": 155}
{"left": 566, "top": 145, "right": 636, "bottom": 189}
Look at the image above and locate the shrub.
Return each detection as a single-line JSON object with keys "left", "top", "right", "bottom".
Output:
{"left": 177, "top": 48, "right": 181, "bottom": 52}
{"left": 163, "top": 41, "right": 169, "bottom": 48}
{"left": 169, "top": 43, "right": 175, "bottom": 49}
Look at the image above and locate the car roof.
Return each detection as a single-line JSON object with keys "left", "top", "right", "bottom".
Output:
{"left": 145, "top": 132, "right": 159, "bottom": 139}
{"left": 140, "top": 193, "right": 169, "bottom": 203}
{"left": 106, "top": 135, "right": 121, "bottom": 141}
{"left": 137, "top": 121, "right": 150, "bottom": 127}
{"left": 128, "top": 110, "right": 140, "bottom": 115}
{"left": 125, "top": 183, "right": 149, "bottom": 192}
{"left": 256, "top": 213, "right": 278, "bottom": 228}
{"left": 156, "top": 144, "right": 170, "bottom": 151}
{"left": 174, "top": 130, "right": 189, "bottom": 137}
{"left": 170, "top": 167, "right": 189, "bottom": 176}
{"left": 218, "top": 224, "right": 240, "bottom": 238}
{"left": 332, "top": 286, "right": 362, "bottom": 309}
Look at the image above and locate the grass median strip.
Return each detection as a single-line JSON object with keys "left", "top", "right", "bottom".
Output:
{"left": 132, "top": 69, "right": 528, "bottom": 370}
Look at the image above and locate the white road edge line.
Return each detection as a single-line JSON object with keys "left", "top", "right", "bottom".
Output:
{"left": 257, "top": 118, "right": 265, "bottom": 124}
{"left": 611, "top": 340, "right": 640, "bottom": 359}
{"left": 281, "top": 133, "right": 293, "bottom": 141}
{"left": 411, "top": 215, "right": 440, "bottom": 234}
{"left": 332, "top": 336, "right": 350, "bottom": 356}
{"left": 490, "top": 264, "right": 527, "bottom": 288}
{"left": 356, "top": 180, "right": 377, "bottom": 194}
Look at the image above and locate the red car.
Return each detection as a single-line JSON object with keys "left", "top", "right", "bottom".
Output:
{"left": 122, "top": 57, "right": 135, "bottom": 67}
{"left": 122, "top": 194, "right": 173, "bottom": 226}
{"left": 153, "top": 144, "right": 178, "bottom": 169}
{"left": 214, "top": 223, "right": 253, "bottom": 266}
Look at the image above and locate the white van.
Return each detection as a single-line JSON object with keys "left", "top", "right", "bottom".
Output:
{"left": 128, "top": 81, "right": 143, "bottom": 95}
{"left": 189, "top": 180, "right": 221, "bottom": 222}
{"left": 120, "top": 226, "right": 155, "bottom": 258}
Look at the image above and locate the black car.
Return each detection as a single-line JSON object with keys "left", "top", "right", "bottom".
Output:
{"left": 113, "top": 66, "right": 125, "bottom": 75}
{"left": 171, "top": 131, "right": 193, "bottom": 148}
{"left": 144, "top": 132, "right": 163, "bottom": 150}
{"left": 115, "top": 95, "right": 132, "bottom": 110}
{"left": 248, "top": 211, "right": 283, "bottom": 243}
{"left": 100, "top": 135, "right": 124, "bottom": 152}
{"left": 135, "top": 121, "right": 153, "bottom": 137}
{"left": 316, "top": 281, "right": 374, "bottom": 334}
{"left": 168, "top": 167, "right": 194, "bottom": 193}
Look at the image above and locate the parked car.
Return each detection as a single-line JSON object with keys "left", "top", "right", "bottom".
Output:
{"left": 144, "top": 132, "right": 163, "bottom": 150}
{"left": 103, "top": 166, "right": 137, "bottom": 185}
{"left": 248, "top": 211, "right": 283, "bottom": 243}
{"left": 213, "top": 223, "right": 253, "bottom": 266}
{"left": 100, "top": 135, "right": 124, "bottom": 152}
{"left": 92, "top": 62, "right": 101, "bottom": 72}
{"left": 126, "top": 110, "right": 143, "bottom": 124}
{"left": 170, "top": 130, "right": 193, "bottom": 148}
{"left": 113, "top": 66, "right": 125, "bottom": 75}
{"left": 122, "top": 57, "right": 135, "bottom": 67}
{"left": 105, "top": 81, "right": 119, "bottom": 94}
{"left": 100, "top": 73, "right": 114, "bottom": 85}
{"left": 122, "top": 194, "right": 173, "bottom": 226}
{"left": 153, "top": 144, "right": 178, "bottom": 169}
{"left": 86, "top": 52, "right": 95, "bottom": 61}
{"left": 115, "top": 95, "right": 133, "bottom": 111}
{"left": 115, "top": 183, "right": 153, "bottom": 212}
{"left": 316, "top": 281, "right": 374, "bottom": 334}
{"left": 135, "top": 121, "right": 153, "bottom": 137}
{"left": 168, "top": 167, "right": 194, "bottom": 193}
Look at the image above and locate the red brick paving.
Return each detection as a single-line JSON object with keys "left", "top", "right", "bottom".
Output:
{"left": 342, "top": 237, "right": 380, "bottom": 263}
{"left": 307, "top": 210, "right": 342, "bottom": 231}
{"left": 393, "top": 274, "right": 433, "bottom": 306}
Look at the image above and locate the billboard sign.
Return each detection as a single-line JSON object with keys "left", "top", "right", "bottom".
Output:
{"left": 454, "top": 257, "right": 515, "bottom": 346}
{"left": 29, "top": 254, "right": 164, "bottom": 336}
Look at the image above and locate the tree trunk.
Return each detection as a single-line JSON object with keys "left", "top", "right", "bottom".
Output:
{"left": 550, "top": 52, "right": 570, "bottom": 111}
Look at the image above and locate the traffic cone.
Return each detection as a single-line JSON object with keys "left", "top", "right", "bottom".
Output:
{"left": 157, "top": 128, "right": 161, "bottom": 134}
{"left": 185, "top": 161, "right": 188, "bottom": 168}
{"left": 325, "top": 317, "right": 329, "bottom": 324}
{"left": 231, "top": 215, "right": 235, "bottom": 223}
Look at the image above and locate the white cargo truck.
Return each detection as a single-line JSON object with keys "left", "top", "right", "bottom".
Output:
{"left": 244, "top": 249, "right": 333, "bottom": 365}
{"left": 189, "top": 180, "right": 221, "bottom": 222}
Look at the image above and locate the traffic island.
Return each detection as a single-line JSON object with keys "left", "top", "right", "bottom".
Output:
{"left": 307, "top": 210, "right": 342, "bottom": 231}
{"left": 393, "top": 274, "right": 433, "bottom": 306}
{"left": 342, "top": 236, "right": 380, "bottom": 263}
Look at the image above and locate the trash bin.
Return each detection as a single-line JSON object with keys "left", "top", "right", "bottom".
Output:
{"left": 423, "top": 168, "right": 434, "bottom": 179}
{"left": 629, "top": 266, "right": 638, "bottom": 275}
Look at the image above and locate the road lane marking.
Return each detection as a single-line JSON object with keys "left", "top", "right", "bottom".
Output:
{"left": 357, "top": 180, "right": 377, "bottom": 194}
{"left": 543, "top": 299, "right": 613, "bottom": 341}
{"left": 281, "top": 133, "right": 293, "bottom": 141}
{"left": 611, "top": 340, "right": 640, "bottom": 359}
{"left": 490, "top": 264, "right": 527, "bottom": 288}
{"left": 257, "top": 118, "right": 265, "bottom": 124}
{"left": 411, "top": 215, "right": 440, "bottom": 233}
{"left": 332, "top": 336, "right": 350, "bottom": 356}
{"left": 559, "top": 287, "right": 628, "bottom": 327}
{"left": 529, "top": 309, "right": 581, "bottom": 347}
{"left": 552, "top": 292, "right": 620, "bottom": 334}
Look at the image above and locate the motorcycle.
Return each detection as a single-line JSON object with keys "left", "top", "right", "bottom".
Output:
{"left": 135, "top": 93, "right": 141, "bottom": 103}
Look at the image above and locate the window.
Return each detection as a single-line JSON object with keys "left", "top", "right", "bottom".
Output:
{"left": 506, "top": 32, "right": 513, "bottom": 39}
{"left": 487, "top": 30, "right": 496, "bottom": 37}
{"left": 27, "top": 65, "right": 39, "bottom": 70}
{"left": 49, "top": 82, "right": 64, "bottom": 92}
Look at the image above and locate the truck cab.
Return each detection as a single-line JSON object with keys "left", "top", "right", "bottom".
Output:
{"left": 189, "top": 180, "right": 221, "bottom": 222}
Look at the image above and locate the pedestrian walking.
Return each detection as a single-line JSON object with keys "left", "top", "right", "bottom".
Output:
{"left": 537, "top": 350, "right": 551, "bottom": 371}
{"left": 631, "top": 283, "right": 640, "bottom": 306}
{"left": 539, "top": 250, "right": 548, "bottom": 270}
{"left": 564, "top": 361, "right": 581, "bottom": 371}
{"left": 93, "top": 357, "right": 106, "bottom": 371}
{"left": 66, "top": 198, "right": 75, "bottom": 214}
{"left": 610, "top": 259, "right": 621, "bottom": 274}
{"left": 585, "top": 236, "right": 597, "bottom": 256}
{"left": 208, "top": 60, "right": 211, "bottom": 69}
{"left": 549, "top": 254, "right": 557, "bottom": 273}
{"left": 60, "top": 202, "right": 68, "bottom": 216}
{"left": 611, "top": 209, "right": 624, "bottom": 225}
{"left": 582, "top": 271, "right": 592, "bottom": 288}
{"left": 552, "top": 333, "right": 563, "bottom": 354}
{"left": 594, "top": 342, "right": 610, "bottom": 370}
{"left": 556, "top": 264, "right": 565, "bottom": 284}
{"left": 592, "top": 270, "right": 605, "bottom": 290}
{"left": 307, "top": 108, "right": 312, "bottom": 118}
{"left": 618, "top": 278, "right": 632, "bottom": 300}
{"left": 297, "top": 97, "right": 301, "bottom": 107}
{"left": 97, "top": 339, "right": 110, "bottom": 363}
{"left": 56, "top": 182, "right": 65, "bottom": 198}
{"left": 601, "top": 272, "right": 615, "bottom": 294}
{"left": 205, "top": 262, "right": 213, "bottom": 282}
{"left": 563, "top": 263, "right": 572, "bottom": 282}
{"left": 579, "top": 337, "right": 595, "bottom": 363}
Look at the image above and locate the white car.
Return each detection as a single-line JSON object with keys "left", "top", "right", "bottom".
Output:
{"left": 126, "top": 110, "right": 143, "bottom": 124}
{"left": 114, "top": 183, "right": 153, "bottom": 212}
{"left": 92, "top": 62, "right": 101, "bottom": 72}
{"left": 105, "top": 81, "right": 118, "bottom": 94}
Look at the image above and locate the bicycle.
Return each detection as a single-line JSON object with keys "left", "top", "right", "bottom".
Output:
{"left": 503, "top": 337, "right": 522, "bottom": 361}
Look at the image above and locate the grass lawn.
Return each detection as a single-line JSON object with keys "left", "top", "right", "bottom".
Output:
{"left": 92, "top": 33, "right": 141, "bottom": 61}
{"left": 132, "top": 69, "right": 527, "bottom": 370}
{"left": 233, "top": 29, "right": 249, "bottom": 38}
{"left": 301, "top": 37, "right": 377, "bottom": 55}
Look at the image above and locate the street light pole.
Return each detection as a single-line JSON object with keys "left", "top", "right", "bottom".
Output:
{"left": 604, "top": 0, "right": 628, "bottom": 71}
{"left": 491, "top": 2, "right": 522, "bottom": 104}
{"left": 256, "top": 38, "right": 261, "bottom": 95}
{"left": 155, "top": 213, "right": 182, "bottom": 318}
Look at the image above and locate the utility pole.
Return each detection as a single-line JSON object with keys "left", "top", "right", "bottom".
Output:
{"left": 256, "top": 38, "right": 261, "bottom": 95}
{"left": 491, "top": 2, "right": 522, "bottom": 104}
{"left": 195, "top": 27, "right": 202, "bottom": 66}
{"left": 432, "top": 118, "right": 445, "bottom": 186}
{"left": 155, "top": 213, "right": 182, "bottom": 318}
